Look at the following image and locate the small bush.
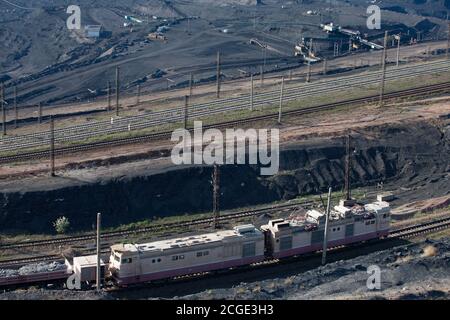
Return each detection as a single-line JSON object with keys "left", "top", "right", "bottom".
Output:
{"left": 422, "top": 245, "right": 438, "bottom": 257}
{"left": 53, "top": 216, "right": 70, "bottom": 234}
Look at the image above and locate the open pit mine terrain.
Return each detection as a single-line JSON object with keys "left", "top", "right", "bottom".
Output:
{"left": 0, "top": 0, "right": 450, "bottom": 300}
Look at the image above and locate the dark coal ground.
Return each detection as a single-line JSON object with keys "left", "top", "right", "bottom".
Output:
{"left": 1, "top": 236, "right": 449, "bottom": 300}
{"left": 1, "top": 0, "right": 449, "bottom": 106}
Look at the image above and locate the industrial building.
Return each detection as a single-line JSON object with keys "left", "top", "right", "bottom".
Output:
{"left": 85, "top": 25, "right": 102, "bottom": 38}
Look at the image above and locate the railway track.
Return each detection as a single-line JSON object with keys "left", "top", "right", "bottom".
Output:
{"left": 0, "top": 213, "right": 449, "bottom": 292}
{"left": 0, "top": 202, "right": 306, "bottom": 251}
{"left": 0, "top": 59, "right": 449, "bottom": 154}
{"left": 0, "top": 81, "right": 449, "bottom": 164}
{"left": 1, "top": 210, "right": 449, "bottom": 270}
{"left": 388, "top": 216, "right": 450, "bottom": 238}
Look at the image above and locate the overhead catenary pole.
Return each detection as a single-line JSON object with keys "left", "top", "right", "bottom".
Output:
{"left": 344, "top": 134, "right": 351, "bottom": 201}
{"left": 107, "top": 81, "right": 111, "bottom": 111}
{"left": 263, "top": 45, "right": 267, "bottom": 70}
{"left": 184, "top": 95, "right": 189, "bottom": 129}
{"left": 50, "top": 117, "right": 55, "bottom": 177}
{"left": 278, "top": 76, "right": 284, "bottom": 124}
{"left": 38, "top": 102, "right": 42, "bottom": 124}
{"left": 321, "top": 187, "right": 332, "bottom": 265}
{"left": 189, "top": 73, "right": 193, "bottom": 96}
{"left": 212, "top": 164, "right": 220, "bottom": 229}
{"left": 96, "top": 212, "right": 101, "bottom": 292}
{"left": 260, "top": 65, "right": 264, "bottom": 85}
{"left": 322, "top": 58, "right": 327, "bottom": 75}
{"left": 396, "top": 35, "right": 401, "bottom": 67}
{"left": 136, "top": 84, "right": 141, "bottom": 105}
{"left": 250, "top": 74, "right": 254, "bottom": 111}
{"left": 1, "top": 83, "right": 5, "bottom": 135}
{"left": 14, "top": 86, "right": 18, "bottom": 129}
{"left": 379, "top": 31, "right": 388, "bottom": 107}
{"left": 447, "top": 22, "right": 450, "bottom": 58}
{"left": 306, "top": 61, "right": 311, "bottom": 83}
{"left": 216, "top": 51, "right": 221, "bottom": 99}
{"left": 115, "top": 66, "right": 120, "bottom": 116}
{"left": 187, "top": 16, "right": 190, "bottom": 35}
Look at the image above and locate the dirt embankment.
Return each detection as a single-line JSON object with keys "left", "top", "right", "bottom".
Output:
{"left": 0, "top": 119, "right": 448, "bottom": 233}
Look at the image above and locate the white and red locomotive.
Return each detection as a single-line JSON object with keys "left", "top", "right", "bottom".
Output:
{"left": 108, "top": 200, "right": 390, "bottom": 286}
{"left": 0, "top": 200, "right": 390, "bottom": 288}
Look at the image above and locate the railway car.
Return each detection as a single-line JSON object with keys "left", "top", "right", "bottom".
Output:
{"left": 261, "top": 200, "right": 390, "bottom": 259}
{"left": 108, "top": 224, "right": 265, "bottom": 285}
{"left": 0, "top": 264, "right": 69, "bottom": 287}
{"left": 1, "top": 200, "right": 391, "bottom": 289}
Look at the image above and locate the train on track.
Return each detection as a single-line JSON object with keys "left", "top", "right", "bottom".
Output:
{"left": 0, "top": 199, "right": 390, "bottom": 289}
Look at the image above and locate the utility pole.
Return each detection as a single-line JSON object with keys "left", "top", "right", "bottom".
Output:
{"left": 50, "top": 117, "right": 55, "bottom": 177}
{"left": 344, "top": 134, "right": 351, "bottom": 201}
{"left": 107, "top": 81, "right": 111, "bottom": 111}
{"left": 212, "top": 164, "right": 220, "bottom": 229}
{"left": 1, "top": 83, "right": 5, "bottom": 135}
{"left": 38, "top": 102, "right": 42, "bottom": 124}
{"left": 250, "top": 74, "right": 254, "bottom": 111}
{"left": 379, "top": 31, "right": 388, "bottom": 107}
{"left": 187, "top": 16, "right": 191, "bottom": 35}
{"left": 321, "top": 187, "right": 332, "bottom": 265}
{"left": 263, "top": 45, "right": 267, "bottom": 71}
{"left": 189, "top": 73, "right": 193, "bottom": 96}
{"left": 96, "top": 212, "right": 101, "bottom": 292}
{"left": 306, "top": 61, "right": 311, "bottom": 83}
{"left": 216, "top": 51, "right": 221, "bottom": 99}
{"left": 395, "top": 34, "right": 401, "bottom": 67}
{"left": 136, "top": 84, "right": 141, "bottom": 106}
{"left": 14, "top": 86, "right": 18, "bottom": 129}
{"left": 136, "top": 84, "right": 141, "bottom": 105}
{"left": 115, "top": 66, "right": 120, "bottom": 116}
{"left": 184, "top": 95, "right": 189, "bottom": 129}
{"left": 260, "top": 65, "right": 264, "bottom": 85}
{"left": 447, "top": 22, "right": 450, "bottom": 59}
{"left": 278, "top": 76, "right": 284, "bottom": 124}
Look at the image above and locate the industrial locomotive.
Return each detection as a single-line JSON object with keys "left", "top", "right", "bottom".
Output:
{"left": 108, "top": 199, "right": 390, "bottom": 286}
{"left": 0, "top": 199, "right": 390, "bottom": 288}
